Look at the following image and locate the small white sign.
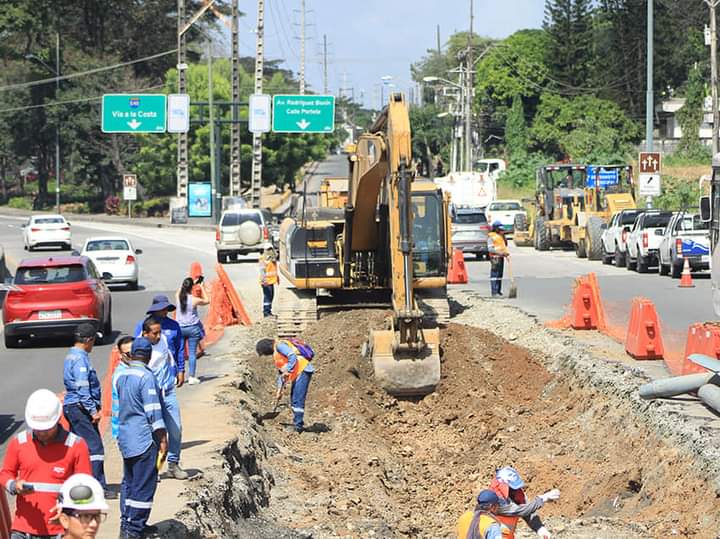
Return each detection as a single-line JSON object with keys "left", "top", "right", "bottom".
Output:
{"left": 123, "top": 186, "right": 137, "bottom": 200}
{"left": 249, "top": 94, "right": 271, "bottom": 133}
{"left": 639, "top": 173, "right": 661, "bottom": 197}
{"left": 167, "top": 93, "right": 190, "bottom": 133}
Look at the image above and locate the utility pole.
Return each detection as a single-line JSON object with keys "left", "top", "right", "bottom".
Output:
{"left": 465, "top": 0, "right": 474, "bottom": 171}
{"left": 646, "top": 0, "right": 654, "bottom": 208}
{"left": 436, "top": 24, "right": 441, "bottom": 54}
{"left": 251, "top": 0, "right": 265, "bottom": 208}
{"left": 208, "top": 41, "right": 217, "bottom": 223}
{"left": 299, "top": 0, "right": 306, "bottom": 94}
{"left": 323, "top": 34, "right": 328, "bottom": 95}
{"left": 176, "top": 0, "right": 189, "bottom": 199}
{"left": 54, "top": 32, "right": 60, "bottom": 214}
{"left": 707, "top": 0, "right": 720, "bottom": 155}
{"left": 230, "top": 0, "right": 241, "bottom": 198}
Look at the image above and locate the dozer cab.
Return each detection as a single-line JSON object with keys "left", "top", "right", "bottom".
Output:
{"left": 533, "top": 164, "right": 635, "bottom": 259}
{"left": 277, "top": 93, "right": 451, "bottom": 396}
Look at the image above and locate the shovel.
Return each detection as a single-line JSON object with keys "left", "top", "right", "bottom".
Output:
{"left": 507, "top": 256, "right": 517, "bottom": 299}
{"left": 260, "top": 380, "right": 286, "bottom": 421}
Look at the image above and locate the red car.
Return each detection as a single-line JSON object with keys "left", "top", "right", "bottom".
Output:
{"left": 3, "top": 256, "right": 112, "bottom": 348}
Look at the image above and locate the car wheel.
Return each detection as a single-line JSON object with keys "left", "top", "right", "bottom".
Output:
{"left": 4, "top": 334, "right": 19, "bottom": 348}
{"left": 626, "top": 251, "right": 635, "bottom": 270}
{"left": 614, "top": 247, "right": 624, "bottom": 267}
{"left": 217, "top": 252, "right": 226, "bottom": 264}
{"left": 103, "top": 308, "right": 113, "bottom": 344}
{"left": 128, "top": 280, "right": 139, "bottom": 291}
{"left": 659, "top": 261, "right": 669, "bottom": 276}
{"left": 64, "top": 243, "right": 72, "bottom": 251}
{"left": 671, "top": 262, "right": 683, "bottom": 279}
{"left": 637, "top": 256, "right": 648, "bottom": 273}
{"left": 27, "top": 244, "right": 34, "bottom": 252}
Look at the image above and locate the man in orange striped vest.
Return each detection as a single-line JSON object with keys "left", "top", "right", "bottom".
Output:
{"left": 489, "top": 466, "right": 560, "bottom": 539}
{"left": 256, "top": 338, "right": 315, "bottom": 433}
{"left": 456, "top": 489, "right": 503, "bottom": 538}
{"left": 259, "top": 248, "right": 279, "bottom": 318}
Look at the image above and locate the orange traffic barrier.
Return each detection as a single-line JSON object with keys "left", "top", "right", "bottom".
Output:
{"left": 625, "top": 298, "right": 664, "bottom": 360}
{"left": 679, "top": 257, "right": 695, "bottom": 288}
{"left": 682, "top": 323, "right": 720, "bottom": 375}
{"left": 1, "top": 487, "right": 11, "bottom": 539}
{"left": 98, "top": 348, "right": 123, "bottom": 435}
{"left": 215, "top": 264, "right": 252, "bottom": 326}
{"left": 447, "top": 248, "right": 468, "bottom": 284}
{"left": 570, "top": 273, "right": 606, "bottom": 330}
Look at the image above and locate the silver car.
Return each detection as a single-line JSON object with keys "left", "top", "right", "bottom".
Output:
{"left": 451, "top": 207, "right": 489, "bottom": 259}
{"left": 215, "top": 209, "right": 273, "bottom": 263}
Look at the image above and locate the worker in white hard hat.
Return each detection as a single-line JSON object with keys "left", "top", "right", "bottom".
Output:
{"left": 0, "top": 389, "right": 92, "bottom": 538}
{"left": 488, "top": 466, "right": 560, "bottom": 539}
{"left": 57, "top": 473, "right": 108, "bottom": 539}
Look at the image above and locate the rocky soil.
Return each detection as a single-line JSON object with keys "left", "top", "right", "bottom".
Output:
{"left": 175, "top": 293, "right": 720, "bottom": 538}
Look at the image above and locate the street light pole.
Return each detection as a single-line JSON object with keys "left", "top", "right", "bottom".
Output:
{"left": 54, "top": 32, "right": 60, "bottom": 214}
{"left": 707, "top": 0, "right": 720, "bottom": 155}
{"left": 208, "top": 40, "right": 218, "bottom": 224}
{"left": 465, "top": 0, "right": 474, "bottom": 171}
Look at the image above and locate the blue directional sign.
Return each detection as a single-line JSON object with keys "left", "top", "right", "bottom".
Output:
{"left": 586, "top": 166, "right": 620, "bottom": 188}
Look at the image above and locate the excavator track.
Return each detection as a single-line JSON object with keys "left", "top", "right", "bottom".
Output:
{"left": 276, "top": 286, "right": 318, "bottom": 337}
{"left": 415, "top": 288, "right": 451, "bottom": 326}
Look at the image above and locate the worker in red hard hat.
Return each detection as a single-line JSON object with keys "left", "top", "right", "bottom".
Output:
{"left": 489, "top": 466, "right": 560, "bottom": 539}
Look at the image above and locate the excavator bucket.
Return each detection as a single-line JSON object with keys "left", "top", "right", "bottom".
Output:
{"left": 369, "top": 327, "right": 441, "bottom": 397}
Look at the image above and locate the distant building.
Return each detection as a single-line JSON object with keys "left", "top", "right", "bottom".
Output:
{"left": 651, "top": 97, "right": 713, "bottom": 152}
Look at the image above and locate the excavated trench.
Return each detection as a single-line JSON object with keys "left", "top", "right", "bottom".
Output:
{"left": 178, "top": 309, "right": 720, "bottom": 538}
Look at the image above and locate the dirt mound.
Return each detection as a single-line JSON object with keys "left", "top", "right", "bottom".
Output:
{"left": 248, "top": 310, "right": 720, "bottom": 538}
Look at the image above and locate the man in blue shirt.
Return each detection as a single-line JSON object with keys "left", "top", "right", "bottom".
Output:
{"left": 116, "top": 337, "right": 167, "bottom": 539}
{"left": 63, "top": 322, "right": 115, "bottom": 499}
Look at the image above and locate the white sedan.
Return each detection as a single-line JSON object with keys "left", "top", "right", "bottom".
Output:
{"left": 23, "top": 214, "right": 72, "bottom": 251}
{"left": 80, "top": 236, "right": 142, "bottom": 290}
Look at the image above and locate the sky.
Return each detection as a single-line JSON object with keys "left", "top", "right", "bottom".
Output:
{"left": 234, "top": 0, "right": 545, "bottom": 109}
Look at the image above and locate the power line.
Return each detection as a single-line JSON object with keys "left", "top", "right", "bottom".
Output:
{"left": 0, "top": 49, "right": 177, "bottom": 93}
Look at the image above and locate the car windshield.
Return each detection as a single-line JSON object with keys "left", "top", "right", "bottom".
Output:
{"left": 643, "top": 213, "right": 672, "bottom": 228}
{"left": 86, "top": 240, "right": 129, "bottom": 251}
{"left": 620, "top": 211, "right": 643, "bottom": 225}
{"left": 454, "top": 212, "right": 486, "bottom": 225}
{"left": 34, "top": 217, "right": 65, "bottom": 225}
{"left": 676, "top": 214, "right": 710, "bottom": 232}
{"left": 221, "top": 212, "right": 262, "bottom": 227}
{"left": 15, "top": 264, "right": 86, "bottom": 284}
{"left": 489, "top": 202, "right": 521, "bottom": 211}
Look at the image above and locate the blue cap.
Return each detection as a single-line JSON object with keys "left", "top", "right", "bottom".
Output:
{"left": 131, "top": 337, "right": 153, "bottom": 360}
{"left": 492, "top": 220, "right": 503, "bottom": 228}
{"left": 477, "top": 489, "right": 500, "bottom": 505}
{"left": 146, "top": 294, "right": 176, "bottom": 313}
{"left": 496, "top": 466, "right": 525, "bottom": 490}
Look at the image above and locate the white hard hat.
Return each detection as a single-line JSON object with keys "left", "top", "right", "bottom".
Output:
{"left": 496, "top": 466, "right": 525, "bottom": 490}
{"left": 25, "top": 389, "right": 62, "bottom": 431}
{"left": 58, "top": 473, "right": 108, "bottom": 511}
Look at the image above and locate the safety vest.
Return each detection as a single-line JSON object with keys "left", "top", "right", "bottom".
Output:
{"left": 273, "top": 340, "right": 309, "bottom": 382}
{"left": 488, "top": 232, "right": 508, "bottom": 259}
{"left": 455, "top": 510, "right": 501, "bottom": 539}
{"left": 261, "top": 260, "right": 278, "bottom": 285}
{"left": 489, "top": 479, "right": 525, "bottom": 538}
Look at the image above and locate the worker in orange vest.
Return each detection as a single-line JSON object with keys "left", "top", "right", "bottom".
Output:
{"left": 456, "top": 489, "right": 503, "bottom": 538}
{"left": 488, "top": 222, "right": 509, "bottom": 297}
{"left": 489, "top": 467, "right": 560, "bottom": 539}
{"left": 259, "top": 247, "right": 279, "bottom": 317}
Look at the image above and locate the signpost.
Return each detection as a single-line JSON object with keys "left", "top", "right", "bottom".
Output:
{"left": 123, "top": 174, "right": 137, "bottom": 219}
{"left": 272, "top": 94, "right": 335, "bottom": 133}
{"left": 638, "top": 151, "right": 662, "bottom": 199}
{"left": 249, "top": 94, "right": 271, "bottom": 133}
{"left": 101, "top": 94, "right": 167, "bottom": 133}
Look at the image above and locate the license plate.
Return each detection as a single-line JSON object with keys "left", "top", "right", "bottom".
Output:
{"left": 39, "top": 310, "right": 62, "bottom": 320}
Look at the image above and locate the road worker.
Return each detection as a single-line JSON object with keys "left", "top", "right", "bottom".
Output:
{"left": 456, "top": 489, "right": 503, "bottom": 539}
{"left": 488, "top": 221, "right": 509, "bottom": 297}
{"left": 256, "top": 337, "right": 315, "bottom": 433}
{"left": 259, "top": 247, "right": 279, "bottom": 318}
{"left": 489, "top": 466, "right": 560, "bottom": 539}
{"left": 57, "top": 473, "right": 108, "bottom": 539}
{"left": 0, "top": 389, "right": 92, "bottom": 539}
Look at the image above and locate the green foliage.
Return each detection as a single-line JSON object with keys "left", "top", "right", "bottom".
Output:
{"left": 664, "top": 150, "right": 711, "bottom": 167}
{"left": 8, "top": 196, "right": 31, "bottom": 210}
{"left": 676, "top": 64, "right": 707, "bottom": 160}
{"left": 409, "top": 105, "right": 453, "bottom": 173}
{"left": 498, "top": 153, "right": 549, "bottom": 189}
{"left": 543, "top": 0, "right": 594, "bottom": 88}
{"left": 654, "top": 176, "right": 702, "bottom": 211}
{"left": 505, "top": 96, "right": 528, "bottom": 162}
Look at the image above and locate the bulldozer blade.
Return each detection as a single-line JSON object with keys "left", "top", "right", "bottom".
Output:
{"left": 369, "top": 328, "right": 441, "bottom": 397}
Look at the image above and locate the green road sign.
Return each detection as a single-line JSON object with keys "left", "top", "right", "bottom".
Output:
{"left": 272, "top": 95, "right": 335, "bottom": 133}
{"left": 101, "top": 94, "right": 167, "bottom": 133}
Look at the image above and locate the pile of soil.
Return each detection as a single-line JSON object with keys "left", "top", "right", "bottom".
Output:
{"left": 252, "top": 311, "right": 719, "bottom": 538}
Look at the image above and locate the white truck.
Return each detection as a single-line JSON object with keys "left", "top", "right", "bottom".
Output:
{"left": 625, "top": 210, "right": 673, "bottom": 273}
{"left": 434, "top": 170, "right": 497, "bottom": 210}
{"left": 600, "top": 208, "right": 646, "bottom": 266}
{"left": 658, "top": 211, "right": 711, "bottom": 278}
{"left": 485, "top": 200, "right": 526, "bottom": 234}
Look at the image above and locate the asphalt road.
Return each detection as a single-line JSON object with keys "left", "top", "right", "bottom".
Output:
{"left": 0, "top": 215, "right": 259, "bottom": 449}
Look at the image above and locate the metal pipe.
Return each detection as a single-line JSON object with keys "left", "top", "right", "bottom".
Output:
{"left": 698, "top": 383, "right": 720, "bottom": 413}
{"left": 55, "top": 31, "right": 60, "bottom": 214}
{"left": 639, "top": 373, "right": 715, "bottom": 400}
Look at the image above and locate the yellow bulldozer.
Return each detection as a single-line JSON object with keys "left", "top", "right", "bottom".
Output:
{"left": 277, "top": 93, "right": 451, "bottom": 396}
{"left": 531, "top": 164, "right": 635, "bottom": 259}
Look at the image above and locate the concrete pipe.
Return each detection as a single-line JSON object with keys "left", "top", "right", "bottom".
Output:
{"left": 639, "top": 373, "right": 715, "bottom": 400}
{"left": 698, "top": 384, "right": 720, "bottom": 414}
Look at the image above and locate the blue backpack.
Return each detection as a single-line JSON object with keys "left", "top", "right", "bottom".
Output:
{"left": 288, "top": 338, "right": 315, "bottom": 360}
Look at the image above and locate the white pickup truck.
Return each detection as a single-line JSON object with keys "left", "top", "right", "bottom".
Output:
{"left": 485, "top": 200, "right": 526, "bottom": 234}
{"left": 625, "top": 210, "right": 673, "bottom": 272}
{"left": 658, "top": 211, "right": 711, "bottom": 278}
{"left": 600, "top": 208, "right": 646, "bottom": 266}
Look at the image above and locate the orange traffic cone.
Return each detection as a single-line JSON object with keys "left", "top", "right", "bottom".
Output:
{"left": 679, "top": 257, "right": 694, "bottom": 288}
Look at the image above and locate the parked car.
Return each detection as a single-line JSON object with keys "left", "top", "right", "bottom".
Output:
{"left": 80, "top": 236, "right": 142, "bottom": 290}
{"left": 600, "top": 208, "right": 646, "bottom": 266}
{"left": 450, "top": 206, "right": 489, "bottom": 259}
{"left": 658, "top": 211, "right": 710, "bottom": 278}
{"left": 625, "top": 210, "right": 673, "bottom": 272}
{"left": 3, "top": 255, "right": 112, "bottom": 348}
{"left": 485, "top": 200, "right": 526, "bottom": 234}
{"left": 215, "top": 208, "right": 272, "bottom": 263}
{"left": 23, "top": 214, "right": 72, "bottom": 251}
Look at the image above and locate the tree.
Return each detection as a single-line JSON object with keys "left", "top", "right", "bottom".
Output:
{"left": 543, "top": 0, "right": 594, "bottom": 89}
{"left": 409, "top": 104, "right": 453, "bottom": 176}
{"left": 676, "top": 64, "right": 708, "bottom": 160}
{"left": 505, "top": 95, "right": 529, "bottom": 162}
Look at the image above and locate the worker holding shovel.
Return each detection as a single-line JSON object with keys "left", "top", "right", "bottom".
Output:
{"left": 488, "top": 221, "right": 511, "bottom": 297}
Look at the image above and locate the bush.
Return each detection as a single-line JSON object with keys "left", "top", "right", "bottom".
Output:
{"left": 61, "top": 202, "right": 90, "bottom": 214}
{"left": 653, "top": 175, "right": 702, "bottom": 211}
{"left": 131, "top": 197, "right": 169, "bottom": 217}
{"left": 105, "top": 195, "right": 121, "bottom": 215}
{"left": 7, "top": 196, "right": 32, "bottom": 210}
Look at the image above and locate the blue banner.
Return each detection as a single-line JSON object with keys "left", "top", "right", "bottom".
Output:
{"left": 586, "top": 166, "right": 620, "bottom": 188}
{"left": 188, "top": 182, "right": 212, "bottom": 217}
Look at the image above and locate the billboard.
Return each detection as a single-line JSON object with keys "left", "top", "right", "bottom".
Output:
{"left": 188, "top": 182, "right": 212, "bottom": 218}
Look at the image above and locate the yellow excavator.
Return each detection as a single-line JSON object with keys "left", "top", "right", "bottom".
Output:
{"left": 277, "top": 93, "right": 451, "bottom": 396}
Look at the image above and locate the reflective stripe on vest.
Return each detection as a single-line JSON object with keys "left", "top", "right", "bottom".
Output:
{"left": 65, "top": 432, "right": 79, "bottom": 447}
{"left": 17, "top": 431, "right": 28, "bottom": 444}
{"left": 26, "top": 482, "right": 62, "bottom": 494}
{"left": 273, "top": 341, "right": 309, "bottom": 382}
